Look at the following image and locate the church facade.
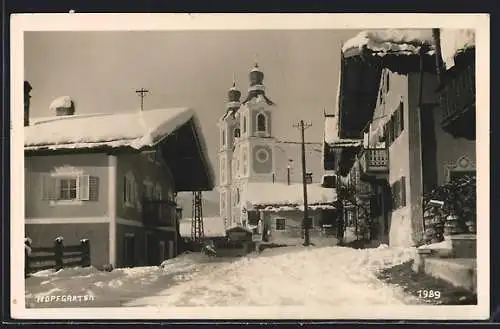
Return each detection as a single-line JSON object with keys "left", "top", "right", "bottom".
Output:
{"left": 217, "top": 64, "right": 338, "bottom": 245}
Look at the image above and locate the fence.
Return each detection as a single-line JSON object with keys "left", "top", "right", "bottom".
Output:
{"left": 25, "top": 237, "right": 90, "bottom": 277}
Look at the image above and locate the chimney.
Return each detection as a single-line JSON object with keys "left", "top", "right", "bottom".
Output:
{"left": 305, "top": 172, "right": 313, "bottom": 184}
{"left": 50, "top": 96, "right": 75, "bottom": 116}
{"left": 24, "top": 81, "right": 32, "bottom": 126}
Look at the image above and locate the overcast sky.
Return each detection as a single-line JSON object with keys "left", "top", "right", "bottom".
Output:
{"left": 25, "top": 29, "right": 359, "bottom": 184}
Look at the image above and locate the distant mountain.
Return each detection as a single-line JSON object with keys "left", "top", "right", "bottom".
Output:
{"left": 176, "top": 190, "right": 220, "bottom": 218}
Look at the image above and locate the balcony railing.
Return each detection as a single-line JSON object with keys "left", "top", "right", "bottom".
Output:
{"left": 142, "top": 199, "right": 177, "bottom": 227}
{"left": 359, "top": 148, "right": 389, "bottom": 176}
{"left": 440, "top": 63, "right": 475, "bottom": 126}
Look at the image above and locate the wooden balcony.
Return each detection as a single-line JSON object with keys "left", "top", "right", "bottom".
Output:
{"left": 359, "top": 148, "right": 389, "bottom": 179}
{"left": 439, "top": 62, "right": 475, "bottom": 140}
{"left": 142, "top": 199, "right": 177, "bottom": 227}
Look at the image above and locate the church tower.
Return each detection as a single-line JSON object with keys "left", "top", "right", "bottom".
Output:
{"left": 237, "top": 63, "right": 276, "bottom": 184}
{"left": 218, "top": 79, "right": 241, "bottom": 228}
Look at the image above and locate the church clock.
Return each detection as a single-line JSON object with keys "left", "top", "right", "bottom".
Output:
{"left": 252, "top": 145, "right": 273, "bottom": 174}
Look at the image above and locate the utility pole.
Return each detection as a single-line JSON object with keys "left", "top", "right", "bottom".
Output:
{"left": 136, "top": 88, "right": 149, "bottom": 111}
{"left": 293, "top": 120, "right": 312, "bottom": 246}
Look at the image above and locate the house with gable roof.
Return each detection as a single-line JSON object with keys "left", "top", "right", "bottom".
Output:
{"left": 323, "top": 29, "right": 476, "bottom": 248}
{"left": 24, "top": 86, "right": 214, "bottom": 269}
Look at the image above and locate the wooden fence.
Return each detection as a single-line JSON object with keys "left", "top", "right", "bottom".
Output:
{"left": 25, "top": 238, "right": 90, "bottom": 277}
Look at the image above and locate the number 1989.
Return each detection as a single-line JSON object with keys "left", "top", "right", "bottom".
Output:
{"left": 417, "top": 290, "right": 441, "bottom": 299}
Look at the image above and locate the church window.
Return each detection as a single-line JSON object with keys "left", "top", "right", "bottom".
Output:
{"left": 234, "top": 128, "right": 241, "bottom": 139}
{"left": 257, "top": 113, "right": 266, "bottom": 132}
{"left": 222, "top": 129, "right": 226, "bottom": 147}
{"left": 243, "top": 116, "right": 247, "bottom": 133}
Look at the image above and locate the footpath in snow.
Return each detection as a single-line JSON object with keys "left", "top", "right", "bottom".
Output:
{"left": 125, "top": 244, "right": 419, "bottom": 307}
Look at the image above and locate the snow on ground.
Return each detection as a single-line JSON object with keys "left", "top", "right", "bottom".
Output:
{"left": 26, "top": 244, "right": 420, "bottom": 308}
{"left": 179, "top": 217, "right": 226, "bottom": 238}
{"left": 25, "top": 252, "right": 212, "bottom": 308}
{"left": 125, "top": 244, "right": 419, "bottom": 308}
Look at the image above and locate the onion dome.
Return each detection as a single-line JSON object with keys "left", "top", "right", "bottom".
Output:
{"left": 243, "top": 62, "right": 275, "bottom": 106}
{"left": 226, "top": 81, "right": 241, "bottom": 112}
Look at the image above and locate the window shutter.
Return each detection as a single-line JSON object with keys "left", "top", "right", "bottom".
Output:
{"left": 123, "top": 176, "right": 127, "bottom": 202}
{"left": 41, "top": 174, "right": 58, "bottom": 200}
{"left": 399, "top": 102, "right": 404, "bottom": 134}
{"left": 400, "top": 176, "right": 406, "bottom": 207}
{"left": 89, "top": 176, "right": 99, "bottom": 201}
{"left": 394, "top": 109, "right": 400, "bottom": 138}
{"left": 78, "top": 175, "right": 90, "bottom": 201}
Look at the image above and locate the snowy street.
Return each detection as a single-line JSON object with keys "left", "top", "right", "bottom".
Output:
{"left": 26, "top": 245, "right": 420, "bottom": 308}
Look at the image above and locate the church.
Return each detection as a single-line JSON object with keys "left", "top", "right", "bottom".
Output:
{"left": 217, "top": 63, "right": 338, "bottom": 246}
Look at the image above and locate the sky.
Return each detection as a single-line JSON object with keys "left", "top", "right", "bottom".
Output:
{"left": 24, "top": 29, "right": 359, "bottom": 201}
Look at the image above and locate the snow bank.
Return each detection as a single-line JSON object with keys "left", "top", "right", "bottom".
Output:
{"left": 246, "top": 182, "right": 337, "bottom": 208}
{"left": 127, "top": 245, "right": 417, "bottom": 307}
{"left": 342, "top": 29, "right": 434, "bottom": 58}
{"left": 25, "top": 108, "right": 195, "bottom": 151}
{"left": 49, "top": 96, "right": 73, "bottom": 111}
{"left": 179, "top": 217, "right": 226, "bottom": 238}
{"left": 440, "top": 29, "right": 475, "bottom": 69}
{"left": 25, "top": 252, "right": 206, "bottom": 307}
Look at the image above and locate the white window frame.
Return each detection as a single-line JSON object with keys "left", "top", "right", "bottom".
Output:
{"left": 48, "top": 166, "right": 88, "bottom": 206}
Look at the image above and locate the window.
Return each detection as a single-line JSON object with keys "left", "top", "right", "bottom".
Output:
{"left": 222, "top": 129, "right": 226, "bottom": 147}
{"left": 236, "top": 188, "right": 240, "bottom": 204}
{"left": 59, "top": 178, "right": 77, "bottom": 200}
{"left": 124, "top": 172, "right": 137, "bottom": 207}
{"left": 41, "top": 171, "right": 98, "bottom": 204}
{"left": 275, "top": 218, "right": 286, "bottom": 231}
{"left": 243, "top": 116, "right": 247, "bottom": 133}
{"left": 155, "top": 183, "right": 162, "bottom": 201}
{"left": 234, "top": 128, "right": 241, "bottom": 139}
{"left": 385, "top": 72, "right": 390, "bottom": 92}
{"left": 257, "top": 113, "right": 266, "bottom": 132}
{"left": 383, "top": 101, "right": 404, "bottom": 147}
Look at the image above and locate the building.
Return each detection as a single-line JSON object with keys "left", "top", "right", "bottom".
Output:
{"left": 217, "top": 64, "right": 338, "bottom": 245}
{"left": 323, "top": 29, "right": 476, "bottom": 248}
{"left": 24, "top": 89, "right": 214, "bottom": 268}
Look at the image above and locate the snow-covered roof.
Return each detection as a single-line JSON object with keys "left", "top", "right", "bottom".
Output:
{"left": 342, "top": 29, "right": 435, "bottom": 58}
{"left": 246, "top": 182, "right": 337, "bottom": 208}
{"left": 25, "top": 108, "right": 197, "bottom": 151}
{"left": 328, "top": 139, "right": 362, "bottom": 148}
{"left": 179, "top": 216, "right": 226, "bottom": 238}
{"left": 49, "top": 96, "right": 73, "bottom": 111}
{"left": 440, "top": 29, "right": 475, "bottom": 69}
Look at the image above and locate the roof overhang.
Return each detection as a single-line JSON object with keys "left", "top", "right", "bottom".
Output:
{"left": 338, "top": 43, "right": 437, "bottom": 140}
{"left": 158, "top": 118, "right": 215, "bottom": 192}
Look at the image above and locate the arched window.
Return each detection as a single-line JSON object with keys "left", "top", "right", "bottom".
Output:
{"left": 257, "top": 113, "right": 266, "bottom": 132}
{"left": 234, "top": 128, "right": 241, "bottom": 138}
{"left": 243, "top": 116, "right": 247, "bottom": 133}
{"left": 222, "top": 129, "right": 226, "bottom": 146}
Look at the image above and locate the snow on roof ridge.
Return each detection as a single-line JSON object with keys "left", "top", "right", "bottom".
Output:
{"left": 342, "top": 29, "right": 435, "bottom": 56}
{"left": 32, "top": 113, "right": 110, "bottom": 125}
{"left": 25, "top": 107, "right": 195, "bottom": 150}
